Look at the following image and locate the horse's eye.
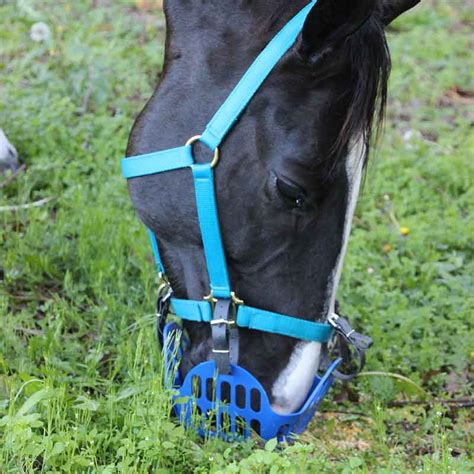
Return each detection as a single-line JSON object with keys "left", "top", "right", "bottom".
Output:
{"left": 276, "top": 176, "right": 306, "bottom": 208}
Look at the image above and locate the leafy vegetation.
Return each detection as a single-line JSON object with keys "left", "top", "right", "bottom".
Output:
{"left": 0, "top": 1, "right": 472, "bottom": 472}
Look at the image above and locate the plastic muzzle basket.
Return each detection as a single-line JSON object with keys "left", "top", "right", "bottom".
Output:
{"left": 163, "top": 323, "right": 341, "bottom": 441}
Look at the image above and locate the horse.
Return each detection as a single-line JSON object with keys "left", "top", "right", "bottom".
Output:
{"left": 0, "top": 128, "right": 19, "bottom": 174}
{"left": 125, "top": 0, "right": 420, "bottom": 415}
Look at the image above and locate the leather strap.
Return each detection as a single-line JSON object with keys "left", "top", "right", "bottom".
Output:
{"left": 157, "top": 294, "right": 240, "bottom": 371}
{"left": 229, "top": 326, "right": 239, "bottom": 366}
{"left": 211, "top": 299, "right": 234, "bottom": 374}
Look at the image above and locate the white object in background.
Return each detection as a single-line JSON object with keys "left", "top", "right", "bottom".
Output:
{"left": 0, "top": 128, "right": 19, "bottom": 172}
{"left": 30, "top": 22, "right": 51, "bottom": 42}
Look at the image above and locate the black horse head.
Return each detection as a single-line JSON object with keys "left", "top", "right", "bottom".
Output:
{"left": 126, "top": 0, "right": 420, "bottom": 413}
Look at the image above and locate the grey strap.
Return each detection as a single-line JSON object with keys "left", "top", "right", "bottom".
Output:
{"left": 322, "top": 313, "right": 372, "bottom": 381}
{"left": 211, "top": 299, "right": 236, "bottom": 374}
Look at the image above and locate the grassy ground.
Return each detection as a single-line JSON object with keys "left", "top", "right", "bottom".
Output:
{"left": 0, "top": 1, "right": 472, "bottom": 472}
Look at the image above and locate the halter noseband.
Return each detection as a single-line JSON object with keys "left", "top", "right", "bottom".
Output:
{"left": 121, "top": 0, "right": 371, "bottom": 441}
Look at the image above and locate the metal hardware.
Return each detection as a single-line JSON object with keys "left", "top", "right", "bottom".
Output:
{"left": 204, "top": 292, "right": 242, "bottom": 311}
{"left": 323, "top": 312, "right": 373, "bottom": 381}
{"left": 327, "top": 313, "right": 339, "bottom": 328}
{"left": 156, "top": 282, "right": 174, "bottom": 349}
{"left": 212, "top": 349, "right": 230, "bottom": 354}
{"left": 185, "top": 135, "right": 220, "bottom": 168}
{"left": 211, "top": 318, "right": 236, "bottom": 326}
{"left": 157, "top": 282, "right": 173, "bottom": 303}
{"left": 328, "top": 313, "right": 370, "bottom": 350}
{"left": 231, "top": 291, "right": 244, "bottom": 306}
{"left": 203, "top": 292, "right": 218, "bottom": 304}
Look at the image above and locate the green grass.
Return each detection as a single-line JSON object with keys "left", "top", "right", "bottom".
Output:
{"left": 0, "top": 1, "right": 472, "bottom": 472}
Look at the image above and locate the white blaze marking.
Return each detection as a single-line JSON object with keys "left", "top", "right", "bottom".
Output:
{"left": 271, "top": 140, "right": 365, "bottom": 414}
{"left": 325, "top": 138, "right": 365, "bottom": 319}
{"left": 271, "top": 341, "right": 322, "bottom": 414}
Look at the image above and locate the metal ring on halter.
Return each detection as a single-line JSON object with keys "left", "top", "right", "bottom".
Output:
{"left": 185, "top": 135, "right": 220, "bottom": 168}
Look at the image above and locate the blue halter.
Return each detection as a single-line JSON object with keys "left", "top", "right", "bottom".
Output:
{"left": 122, "top": 0, "right": 371, "bottom": 441}
{"left": 122, "top": 0, "right": 333, "bottom": 344}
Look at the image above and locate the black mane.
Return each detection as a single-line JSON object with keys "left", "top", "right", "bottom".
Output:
{"left": 335, "top": 14, "right": 391, "bottom": 165}
{"left": 266, "top": 5, "right": 391, "bottom": 169}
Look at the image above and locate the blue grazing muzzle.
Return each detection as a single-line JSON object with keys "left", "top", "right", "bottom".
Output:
{"left": 163, "top": 323, "right": 342, "bottom": 441}
{"left": 121, "top": 0, "right": 372, "bottom": 442}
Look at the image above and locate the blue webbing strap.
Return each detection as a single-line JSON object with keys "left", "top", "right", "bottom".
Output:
{"left": 172, "top": 298, "right": 212, "bottom": 323}
{"left": 121, "top": 152, "right": 232, "bottom": 298}
{"left": 200, "top": 0, "right": 317, "bottom": 150}
{"left": 171, "top": 298, "right": 333, "bottom": 343}
{"left": 121, "top": 146, "right": 193, "bottom": 179}
{"left": 192, "top": 164, "right": 231, "bottom": 299}
{"left": 146, "top": 228, "right": 165, "bottom": 276}
{"left": 237, "top": 305, "right": 332, "bottom": 342}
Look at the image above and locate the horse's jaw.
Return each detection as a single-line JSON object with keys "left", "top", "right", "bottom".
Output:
{"left": 270, "top": 341, "right": 322, "bottom": 414}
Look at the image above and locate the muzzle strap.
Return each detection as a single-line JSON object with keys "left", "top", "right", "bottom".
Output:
{"left": 211, "top": 299, "right": 235, "bottom": 374}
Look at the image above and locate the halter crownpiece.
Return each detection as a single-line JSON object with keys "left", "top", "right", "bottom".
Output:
{"left": 122, "top": 0, "right": 372, "bottom": 441}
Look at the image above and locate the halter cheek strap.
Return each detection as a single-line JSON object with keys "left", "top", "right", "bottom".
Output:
{"left": 199, "top": 0, "right": 319, "bottom": 150}
{"left": 122, "top": 0, "right": 372, "bottom": 376}
{"left": 192, "top": 164, "right": 231, "bottom": 298}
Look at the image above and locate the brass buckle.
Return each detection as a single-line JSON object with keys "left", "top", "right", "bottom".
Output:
{"left": 203, "top": 292, "right": 218, "bottom": 304}
{"left": 185, "top": 135, "right": 220, "bottom": 168}
{"left": 231, "top": 291, "right": 244, "bottom": 306}
{"left": 203, "top": 291, "right": 244, "bottom": 307}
